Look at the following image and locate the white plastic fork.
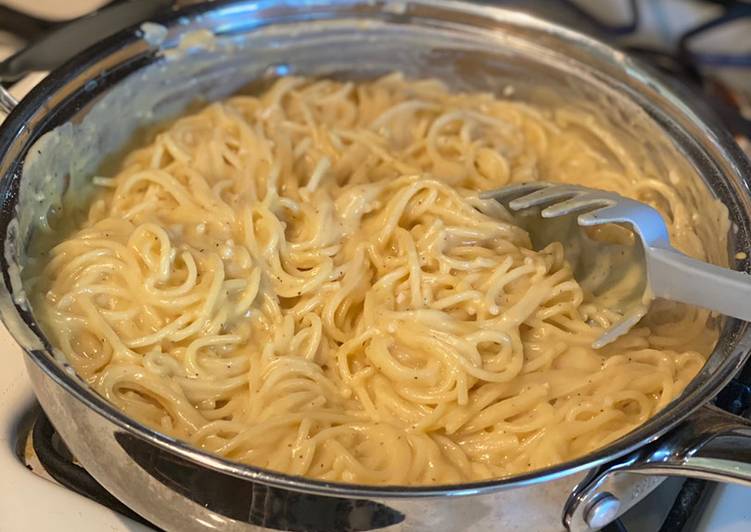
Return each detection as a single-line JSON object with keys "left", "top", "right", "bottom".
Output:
{"left": 481, "top": 181, "right": 751, "bottom": 348}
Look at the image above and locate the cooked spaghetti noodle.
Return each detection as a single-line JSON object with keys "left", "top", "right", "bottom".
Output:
{"left": 29, "top": 74, "right": 724, "bottom": 484}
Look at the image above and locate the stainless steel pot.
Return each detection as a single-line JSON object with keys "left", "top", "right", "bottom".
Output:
{"left": 2, "top": 1, "right": 751, "bottom": 531}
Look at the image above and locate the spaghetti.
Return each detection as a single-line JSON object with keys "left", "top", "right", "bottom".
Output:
{"left": 29, "top": 74, "right": 723, "bottom": 484}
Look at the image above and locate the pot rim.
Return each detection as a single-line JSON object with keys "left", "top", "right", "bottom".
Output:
{"left": 2, "top": 0, "right": 751, "bottom": 499}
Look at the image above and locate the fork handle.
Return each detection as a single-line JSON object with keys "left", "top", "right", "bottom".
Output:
{"left": 646, "top": 247, "right": 751, "bottom": 322}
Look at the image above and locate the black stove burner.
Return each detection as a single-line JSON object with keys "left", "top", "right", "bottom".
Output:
{"left": 30, "top": 411, "right": 160, "bottom": 530}
{"left": 27, "top": 411, "right": 406, "bottom": 532}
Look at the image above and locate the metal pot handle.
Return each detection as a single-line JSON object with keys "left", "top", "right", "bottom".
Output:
{"left": 0, "top": 1, "right": 177, "bottom": 118}
{"left": 564, "top": 404, "right": 751, "bottom": 531}
{"left": 0, "top": 1, "right": 173, "bottom": 85}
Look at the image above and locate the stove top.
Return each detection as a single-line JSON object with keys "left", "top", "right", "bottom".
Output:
{"left": 2, "top": 1, "right": 751, "bottom": 531}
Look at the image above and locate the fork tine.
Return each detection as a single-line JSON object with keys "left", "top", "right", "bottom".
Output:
{"left": 480, "top": 182, "right": 551, "bottom": 203}
{"left": 578, "top": 202, "right": 636, "bottom": 226}
{"left": 508, "top": 185, "right": 581, "bottom": 211}
{"left": 541, "top": 196, "right": 613, "bottom": 218}
{"left": 577, "top": 200, "right": 672, "bottom": 247}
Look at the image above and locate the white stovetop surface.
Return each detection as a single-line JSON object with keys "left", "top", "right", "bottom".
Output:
{"left": 2, "top": 1, "right": 751, "bottom": 531}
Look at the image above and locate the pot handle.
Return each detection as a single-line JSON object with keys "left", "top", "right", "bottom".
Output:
{"left": 564, "top": 404, "right": 751, "bottom": 531}
{"left": 0, "top": 0, "right": 173, "bottom": 85}
{"left": 0, "top": 0, "right": 176, "bottom": 120}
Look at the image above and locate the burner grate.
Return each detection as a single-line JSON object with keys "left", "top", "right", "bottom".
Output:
{"left": 29, "top": 411, "right": 159, "bottom": 530}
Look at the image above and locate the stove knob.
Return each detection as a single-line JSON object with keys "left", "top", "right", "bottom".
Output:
{"left": 584, "top": 492, "right": 622, "bottom": 530}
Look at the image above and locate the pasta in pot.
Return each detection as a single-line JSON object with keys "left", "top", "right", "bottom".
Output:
{"left": 29, "top": 74, "right": 723, "bottom": 484}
